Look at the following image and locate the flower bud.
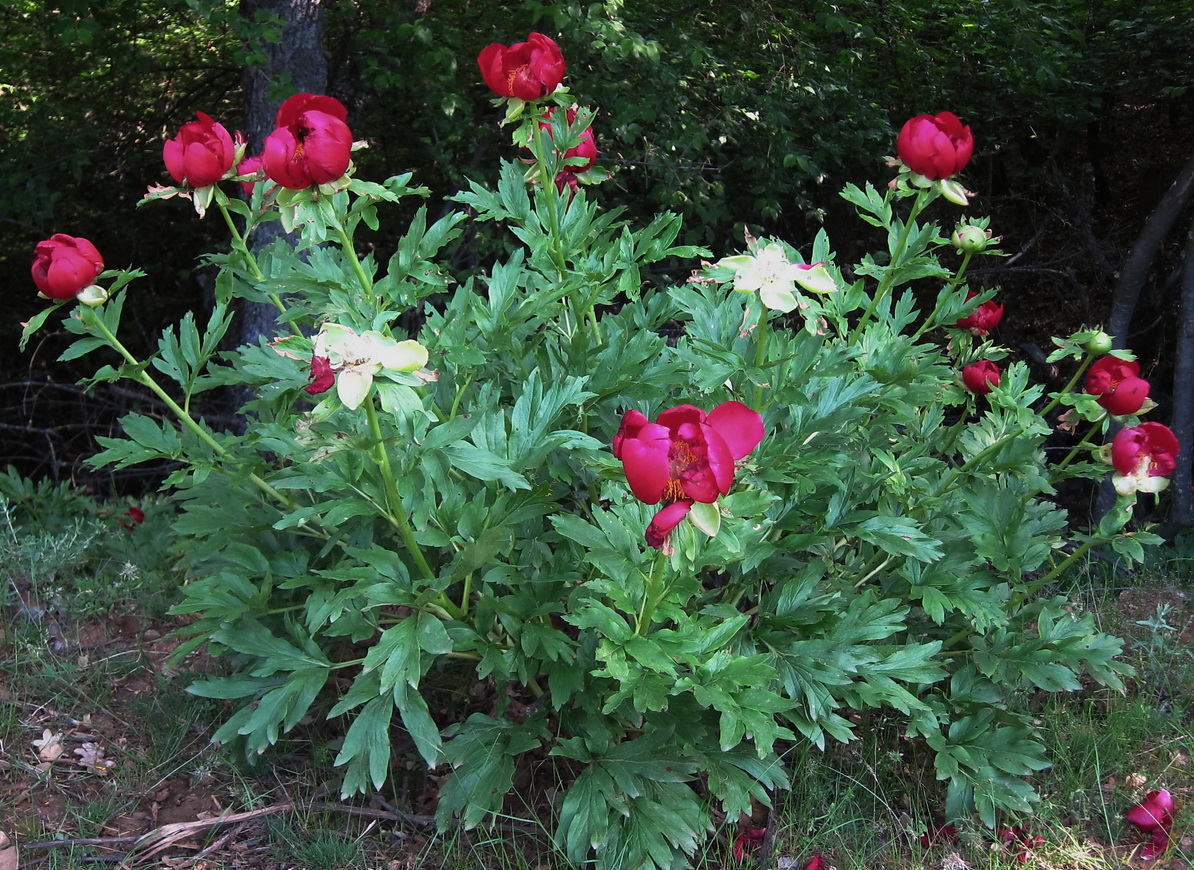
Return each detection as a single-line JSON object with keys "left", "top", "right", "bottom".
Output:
{"left": 1085, "top": 331, "right": 1113, "bottom": 355}
{"left": 952, "top": 224, "right": 992, "bottom": 254}
{"left": 77, "top": 284, "right": 110, "bottom": 307}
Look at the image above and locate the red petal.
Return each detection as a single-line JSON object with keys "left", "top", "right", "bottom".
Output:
{"left": 656, "top": 404, "right": 705, "bottom": 432}
{"left": 612, "top": 409, "right": 649, "bottom": 459}
{"left": 645, "top": 500, "right": 692, "bottom": 550}
{"left": 620, "top": 423, "right": 672, "bottom": 504}
{"left": 305, "top": 354, "right": 335, "bottom": 395}
{"left": 1140, "top": 827, "right": 1170, "bottom": 859}
{"left": 1125, "top": 789, "right": 1174, "bottom": 830}
{"left": 706, "top": 400, "right": 765, "bottom": 459}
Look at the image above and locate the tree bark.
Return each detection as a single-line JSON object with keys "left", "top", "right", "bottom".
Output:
{"left": 1166, "top": 223, "right": 1194, "bottom": 530}
{"left": 1107, "top": 154, "right": 1194, "bottom": 349}
{"left": 238, "top": 0, "right": 327, "bottom": 348}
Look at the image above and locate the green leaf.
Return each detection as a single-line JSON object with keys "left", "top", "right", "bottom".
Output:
{"left": 335, "top": 696, "right": 393, "bottom": 796}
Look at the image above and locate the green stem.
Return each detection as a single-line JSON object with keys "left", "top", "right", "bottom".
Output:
{"left": 215, "top": 199, "right": 301, "bottom": 335}
{"left": 911, "top": 250, "right": 974, "bottom": 341}
{"left": 530, "top": 112, "right": 601, "bottom": 346}
{"left": 1039, "top": 350, "right": 1099, "bottom": 420}
{"left": 849, "top": 189, "right": 930, "bottom": 343}
{"left": 930, "top": 430, "right": 1021, "bottom": 499}
{"left": 1009, "top": 535, "right": 1105, "bottom": 610}
{"left": 332, "top": 220, "right": 375, "bottom": 304}
{"left": 1048, "top": 419, "right": 1104, "bottom": 482}
{"left": 363, "top": 398, "right": 438, "bottom": 586}
{"left": 635, "top": 552, "right": 669, "bottom": 635}
{"left": 86, "top": 311, "right": 295, "bottom": 510}
{"left": 529, "top": 117, "right": 567, "bottom": 273}
{"left": 752, "top": 300, "right": 771, "bottom": 411}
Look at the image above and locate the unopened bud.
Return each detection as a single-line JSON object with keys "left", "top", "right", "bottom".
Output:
{"left": 77, "top": 284, "right": 110, "bottom": 307}
{"left": 952, "top": 224, "right": 992, "bottom": 254}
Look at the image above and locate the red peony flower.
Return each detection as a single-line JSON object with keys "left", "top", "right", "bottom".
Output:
{"left": 477, "top": 32, "right": 566, "bottom": 100}
{"left": 962, "top": 360, "right": 1000, "bottom": 394}
{"left": 540, "top": 107, "right": 597, "bottom": 173}
{"left": 1086, "top": 356, "right": 1150, "bottom": 416}
{"left": 613, "top": 401, "right": 764, "bottom": 550}
{"left": 1111, "top": 423, "right": 1179, "bottom": 496}
{"left": 163, "top": 111, "right": 237, "bottom": 188}
{"left": 1124, "top": 790, "right": 1174, "bottom": 859}
{"left": 31, "top": 234, "right": 104, "bottom": 301}
{"left": 119, "top": 506, "right": 145, "bottom": 530}
{"left": 263, "top": 94, "right": 353, "bottom": 189}
{"left": 953, "top": 291, "right": 1003, "bottom": 336}
{"left": 897, "top": 111, "right": 974, "bottom": 180}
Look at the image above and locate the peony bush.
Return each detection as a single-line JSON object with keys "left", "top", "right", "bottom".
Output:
{"left": 23, "top": 32, "right": 1175, "bottom": 870}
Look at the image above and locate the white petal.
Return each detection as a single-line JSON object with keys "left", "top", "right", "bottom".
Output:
{"left": 759, "top": 284, "right": 799, "bottom": 313}
{"left": 336, "top": 369, "right": 372, "bottom": 410}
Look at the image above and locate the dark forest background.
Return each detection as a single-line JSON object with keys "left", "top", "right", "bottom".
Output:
{"left": 3, "top": 0, "right": 1194, "bottom": 515}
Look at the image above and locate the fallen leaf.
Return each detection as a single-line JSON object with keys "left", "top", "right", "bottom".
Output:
{"left": 32, "top": 730, "right": 64, "bottom": 763}
{"left": 74, "top": 742, "right": 115, "bottom": 775}
{"left": 0, "top": 831, "right": 17, "bottom": 870}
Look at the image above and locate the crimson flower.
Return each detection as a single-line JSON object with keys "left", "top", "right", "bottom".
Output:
{"left": 963, "top": 360, "right": 1000, "bottom": 394}
{"left": 1124, "top": 789, "right": 1174, "bottom": 859}
{"left": 1086, "top": 357, "right": 1150, "bottom": 416}
{"left": 163, "top": 112, "right": 237, "bottom": 188}
{"left": 305, "top": 354, "right": 335, "bottom": 395}
{"left": 540, "top": 107, "right": 597, "bottom": 173}
{"left": 477, "top": 33, "right": 566, "bottom": 100}
{"left": 897, "top": 111, "right": 974, "bottom": 180}
{"left": 119, "top": 506, "right": 145, "bottom": 530}
{"left": 263, "top": 94, "right": 353, "bottom": 189}
{"left": 1111, "top": 422, "right": 1179, "bottom": 496}
{"left": 953, "top": 291, "right": 1003, "bottom": 335}
{"left": 31, "top": 234, "right": 104, "bottom": 301}
{"left": 613, "top": 401, "right": 764, "bottom": 550}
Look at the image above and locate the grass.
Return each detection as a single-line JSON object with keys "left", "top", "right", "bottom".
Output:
{"left": 1, "top": 482, "right": 1191, "bottom": 869}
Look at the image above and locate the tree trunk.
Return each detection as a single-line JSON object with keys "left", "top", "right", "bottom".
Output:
{"left": 1107, "top": 154, "right": 1194, "bottom": 349}
{"left": 1166, "top": 223, "right": 1194, "bottom": 530}
{"left": 239, "top": 0, "right": 327, "bottom": 348}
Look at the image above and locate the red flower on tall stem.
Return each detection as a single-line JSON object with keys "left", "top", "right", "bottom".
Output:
{"left": 31, "top": 234, "right": 104, "bottom": 301}
{"left": 953, "top": 291, "right": 1003, "bottom": 336}
{"left": 263, "top": 94, "right": 353, "bottom": 189}
{"left": 1111, "top": 422, "right": 1179, "bottom": 496}
{"left": 477, "top": 33, "right": 566, "bottom": 100}
{"left": 962, "top": 360, "right": 1000, "bottom": 394}
{"left": 897, "top": 111, "right": 974, "bottom": 179}
{"left": 163, "top": 112, "right": 237, "bottom": 188}
{"left": 1086, "top": 356, "right": 1150, "bottom": 416}
{"left": 613, "top": 401, "right": 764, "bottom": 549}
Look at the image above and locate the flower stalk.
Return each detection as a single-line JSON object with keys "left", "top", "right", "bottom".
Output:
{"left": 849, "top": 188, "right": 931, "bottom": 342}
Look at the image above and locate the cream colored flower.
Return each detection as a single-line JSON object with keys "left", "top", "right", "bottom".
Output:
{"left": 717, "top": 243, "right": 836, "bottom": 312}
{"left": 313, "top": 324, "right": 428, "bottom": 410}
